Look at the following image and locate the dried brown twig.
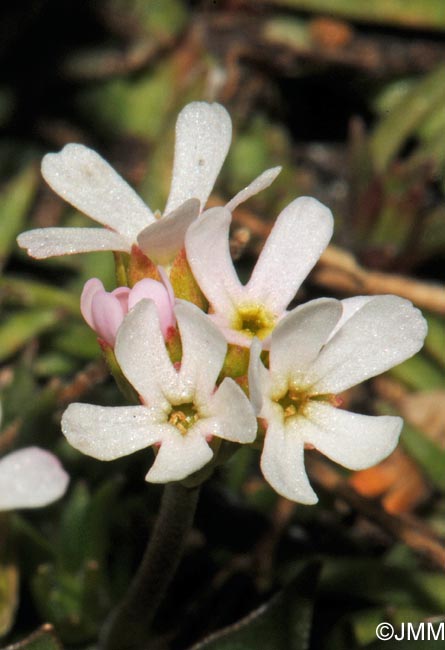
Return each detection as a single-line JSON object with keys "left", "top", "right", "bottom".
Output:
{"left": 314, "top": 245, "right": 445, "bottom": 315}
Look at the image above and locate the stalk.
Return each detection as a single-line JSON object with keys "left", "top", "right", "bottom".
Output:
{"left": 101, "top": 482, "right": 200, "bottom": 650}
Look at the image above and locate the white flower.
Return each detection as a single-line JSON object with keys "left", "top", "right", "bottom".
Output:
{"left": 17, "top": 102, "right": 280, "bottom": 266}
{"left": 185, "top": 198, "right": 333, "bottom": 348}
{"left": 0, "top": 405, "right": 69, "bottom": 511}
{"left": 61, "top": 299, "right": 257, "bottom": 483}
{"left": 248, "top": 295, "right": 427, "bottom": 504}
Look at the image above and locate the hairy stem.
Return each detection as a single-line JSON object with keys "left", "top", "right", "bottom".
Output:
{"left": 100, "top": 482, "right": 200, "bottom": 650}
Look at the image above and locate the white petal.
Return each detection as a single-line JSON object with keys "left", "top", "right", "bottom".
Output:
{"left": 248, "top": 338, "right": 271, "bottom": 415}
{"left": 327, "top": 296, "right": 374, "bottom": 341}
{"left": 137, "top": 198, "right": 200, "bottom": 265}
{"left": 245, "top": 197, "right": 334, "bottom": 313}
{"left": 270, "top": 298, "right": 342, "bottom": 393}
{"left": 42, "top": 144, "right": 155, "bottom": 241}
{"left": 115, "top": 300, "right": 178, "bottom": 407}
{"left": 164, "top": 102, "right": 232, "bottom": 214}
{"left": 206, "top": 377, "right": 257, "bottom": 443}
{"left": 146, "top": 429, "right": 213, "bottom": 483}
{"left": 62, "top": 403, "right": 165, "bottom": 460}
{"left": 174, "top": 301, "right": 227, "bottom": 400}
{"left": 0, "top": 447, "right": 68, "bottom": 511}
{"left": 301, "top": 402, "right": 402, "bottom": 470}
{"left": 226, "top": 167, "right": 282, "bottom": 212}
{"left": 261, "top": 418, "right": 318, "bottom": 504}
{"left": 308, "top": 295, "right": 428, "bottom": 394}
{"left": 185, "top": 207, "right": 243, "bottom": 316}
{"left": 17, "top": 227, "right": 129, "bottom": 258}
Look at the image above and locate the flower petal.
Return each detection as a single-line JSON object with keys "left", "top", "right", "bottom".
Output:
{"left": 80, "top": 278, "right": 104, "bottom": 329}
{"left": 164, "top": 102, "right": 232, "bottom": 214}
{"left": 111, "top": 286, "right": 131, "bottom": 312}
{"left": 174, "top": 301, "right": 227, "bottom": 400}
{"left": 17, "top": 227, "right": 129, "bottom": 258}
{"left": 146, "top": 428, "right": 213, "bottom": 483}
{"left": 42, "top": 144, "right": 155, "bottom": 241}
{"left": 115, "top": 299, "right": 178, "bottom": 407}
{"left": 270, "top": 298, "right": 342, "bottom": 393}
{"left": 226, "top": 167, "right": 282, "bottom": 212}
{"left": 62, "top": 403, "right": 165, "bottom": 460}
{"left": 327, "top": 296, "right": 373, "bottom": 341}
{"left": 128, "top": 279, "right": 176, "bottom": 337}
{"left": 245, "top": 197, "right": 334, "bottom": 313}
{"left": 248, "top": 338, "right": 272, "bottom": 415}
{"left": 206, "top": 377, "right": 257, "bottom": 443}
{"left": 137, "top": 198, "right": 200, "bottom": 266}
{"left": 0, "top": 447, "right": 68, "bottom": 511}
{"left": 91, "top": 291, "right": 125, "bottom": 346}
{"left": 185, "top": 207, "right": 243, "bottom": 315}
{"left": 302, "top": 402, "right": 402, "bottom": 470}
{"left": 308, "top": 295, "right": 428, "bottom": 394}
{"left": 261, "top": 419, "right": 318, "bottom": 504}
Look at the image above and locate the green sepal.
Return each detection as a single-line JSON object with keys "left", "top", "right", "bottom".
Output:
{"left": 100, "top": 342, "right": 139, "bottom": 404}
{"left": 219, "top": 344, "right": 250, "bottom": 381}
{"left": 113, "top": 251, "right": 129, "bottom": 287}
{"left": 170, "top": 248, "right": 208, "bottom": 310}
{"left": 166, "top": 327, "right": 182, "bottom": 365}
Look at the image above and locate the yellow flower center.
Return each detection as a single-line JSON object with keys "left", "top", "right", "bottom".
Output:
{"left": 232, "top": 304, "right": 275, "bottom": 340}
{"left": 274, "top": 387, "right": 336, "bottom": 421}
{"left": 167, "top": 402, "right": 199, "bottom": 435}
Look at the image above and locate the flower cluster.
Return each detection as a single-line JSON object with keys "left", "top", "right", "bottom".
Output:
{"left": 18, "top": 102, "right": 427, "bottom": 503}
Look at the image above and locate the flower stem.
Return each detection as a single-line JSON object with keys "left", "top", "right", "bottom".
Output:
{"left": 100, "top": 482, "right": 200, "bottom": 650}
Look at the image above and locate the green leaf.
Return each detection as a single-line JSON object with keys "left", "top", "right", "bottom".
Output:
{"left": 0, "top": 277, "right": 79, "bottom": 315}
{"left": 51, "top": 324, "right": 99, "bottom": 360}
{"left": 58, "top": 483, "right": 90, "bottom": 573}
{"left": 370, "top": 65, "right": 445, "bottom": 171}
{"left": 388, "top": 354, "right": 443, "bottom": 391}
{"left": 320, "top": 558, "right": 445, "bottom": 612}
{"left": 0, "top": 560, "right": 18, "bottom": 638}
{"left": 0, "top": 625, "right": 63, "bottom": 650}
{"left": 424, "top": 314, "right": 445, "bottom": 369}
{"left": 187, "top": 562, "right": 320, "bottom": 650}
{"left": 401, "top": 424, "right": 445, "bottom": 490}
{"left": 0, "top": 165, "right": 38, "bottom": 269}
{"left": 262, "top": 0, "right": 445, "bottom": 30}
{"left": 0, "top": 310, "right": 59, "bottom": 363}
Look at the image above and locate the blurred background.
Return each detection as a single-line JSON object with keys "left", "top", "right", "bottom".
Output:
{"left": 0, "top": 1, "right": 444, "bottom": 649}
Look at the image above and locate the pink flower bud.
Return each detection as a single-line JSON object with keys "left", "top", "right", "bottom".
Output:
{"left": 81, "top": 270, "right": 175, "bottom": 346}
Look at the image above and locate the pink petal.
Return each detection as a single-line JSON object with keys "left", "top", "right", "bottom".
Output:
{"left": 128, "top": 279, "right": 176, "bottom": 338}
{"left": 80, "top": 278, "right": 105, "bottom": 329}
{"left": 91, "top": 291, "right": 126, "bottom": 346}
{"left": 111, "top": 286, "right": 131, "bottom": 314}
